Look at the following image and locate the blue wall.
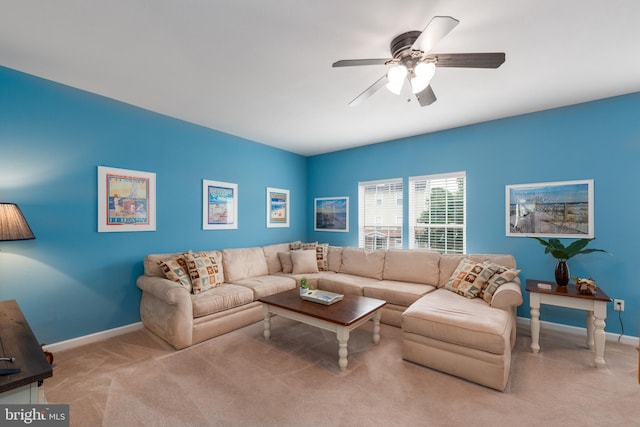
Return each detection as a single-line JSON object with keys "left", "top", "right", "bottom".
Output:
{"left": 308, "top": 92, "right": 640, "bottom": 338}
{"left": 3, "top": 63, "right": 639, "bottom": 344}
{"left": 0, "top": 66, "right": 307, "bottom": 344}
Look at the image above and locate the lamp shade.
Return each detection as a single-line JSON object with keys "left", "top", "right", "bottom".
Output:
{"left": 411, "top": 62, "right": 436, "bottom": 94}
{"left": 0, "top": 203, "right": 35, "bottom": 241}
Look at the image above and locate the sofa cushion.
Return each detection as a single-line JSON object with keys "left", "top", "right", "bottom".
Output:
{"left": 191, "top": 284, "right": 255, "bottom": 318}
{"left": 340, "top": 247, "right": 386, "bottom": 280}
{"left": 262, "top": 243, "right": 292, "bottom": 274}
{"left": 222, "top": 247, "right": 269, "bottom": 282}
{"left": 232, "top": 275, "right": 296, "bottom": 299}
{"left": 157, "top": 255, "right": 191, "bottom": 291}
{"left": 481, "top": 264, "right": 521, "bottom": 303}
{"left": 364, "top": 281, "right": 436, "bottom": 307}
{"left": 317, "top": 273, "right": 380, "bottom": 296}
{"left": 444, "top": 258, "right": 498, "bottom": 299}
{"left": 402, "top": 289, "right": 512, "bottom": 355}
{"left": 327, "top": 246, "right": 343, "bottom": 272}
{"left": 184, "top": 251, "right": 222, "bottom": 295}
{"left": 291, "top": 249, "right": 320, "bottom": 274}
{"left": 382, "top": 249, "right": 440, "bottom": 285}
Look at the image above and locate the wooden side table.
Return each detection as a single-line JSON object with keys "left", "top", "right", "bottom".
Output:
{"left": 0, "top": 299, "right": 52, "bottom": 403}
{"left": 525, "top": 279, "right": 611, "bottom": 367}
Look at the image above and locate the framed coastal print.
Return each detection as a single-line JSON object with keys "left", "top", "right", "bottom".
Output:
{"left": 506, "top": 179, "right": 594, "bottom": 238}
{"left": 203, "top": 179, "right": 238, "bottom": 230}
{"left": 98, "top": 166, "right": 156, "bottom": 232}
{"left": 266, "top": 187, "right": 289, "bottom": 228}
{"left": 314, "top": 197, "right": 349, "bottom": 232}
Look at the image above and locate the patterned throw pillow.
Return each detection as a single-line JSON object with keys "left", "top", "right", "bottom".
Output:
{"left": 289, "top": 241, "right": 302, "bottom": 251}
{"left": 183, "top": 251, "right": 221, "bottom": 295}
{"left": 316, "top": 243, "right": 329, "bottom": 271}
{"left": 299, "top": 241, "right": 318, "bottom": 250}
{"left": 445, "top": 258, "right": 499, "bottom": 299}
{"left": 157, "top": 255, "right": 191, "bottom": 292}
{"left": 481, "top": 264, "right": 521, "bottom": 303}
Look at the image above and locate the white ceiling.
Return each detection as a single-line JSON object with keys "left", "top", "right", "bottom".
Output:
{"left": 2, "top": 1, "right": 640, "bottom": 156}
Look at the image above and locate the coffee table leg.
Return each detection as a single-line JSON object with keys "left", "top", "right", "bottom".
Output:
{"left": 372, "top": 310, "right": 381, "bottom": 344}
{"left": 337, "top": 327, "right": 349, "bottom": 370}
{"left": 262, "top": 305, "right": 272, "bottom": 340}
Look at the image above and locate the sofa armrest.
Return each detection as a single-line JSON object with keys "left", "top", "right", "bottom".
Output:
{"left": 136, "top": 275, "right": 194, "bottom": 349}
{"left": 490, "top": 278, "right": 523, "bottom": 309}
{"left": 136, "top": 275, "right": 191, "bottom": 306}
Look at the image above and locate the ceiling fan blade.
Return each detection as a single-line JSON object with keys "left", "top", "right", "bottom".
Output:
{"left": 415, "top": 85, "right": 437, "bottom": 107}
{"left": 349, "top": 75, "right": 388, "bottom": 107}
{"left": 427, "top": 53, "right": 506, "bottom": 68}
{"left": 333, "top": 59, "right": 391, "bottom": 67}
{"left": 413, "top": 16, "right": 459, "bottom": 54}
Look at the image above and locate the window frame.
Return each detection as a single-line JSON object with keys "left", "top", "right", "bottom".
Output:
{"left": 408, "top": 171, "right": 466, "bottom": 254}
{"left": 358, "top": 178, "right": 403, "bottom": 250}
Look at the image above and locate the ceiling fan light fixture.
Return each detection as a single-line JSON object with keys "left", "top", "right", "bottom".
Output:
{"left": 386, "top": 65, "right": 407, "bottom": 95}
{"left": 411, "top": 62, "right": 436, "bottom": 94}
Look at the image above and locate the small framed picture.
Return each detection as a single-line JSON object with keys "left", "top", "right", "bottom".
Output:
{"left": 314, "top": 197, "right": 349, "bottom": 232}
{"left": 98, "top": 166, "right": 156, "bottom": 232}
{"left": 203, "top": 180, "right": 238, "bottom": 230}
{"left": 266, "top": 187, "right": 290, "bottom": 228}
{"left": 506, "top": 179, "right": 594, "bottom": 238}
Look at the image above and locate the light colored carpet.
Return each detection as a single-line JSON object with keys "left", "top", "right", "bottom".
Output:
{"left": 44, "top": 317, "right": 639, "bottom": 427}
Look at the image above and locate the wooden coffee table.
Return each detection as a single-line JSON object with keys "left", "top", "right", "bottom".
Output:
{"left": 258, "top": 289, "right": 386, "bottom": 370}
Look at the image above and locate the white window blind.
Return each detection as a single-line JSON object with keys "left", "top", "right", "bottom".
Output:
{"left": 358, "top": 178, "right": 403, "bottom": 249}
{"left": 409, "top": 172, "right": 466, "bottom": 253}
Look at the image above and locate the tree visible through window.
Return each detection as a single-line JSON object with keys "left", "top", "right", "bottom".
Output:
{"left": 358, "top": 178, "right": 403, "bottom": 249}
{"left": 409, "top": 172, "right": 466, "bottom": 253}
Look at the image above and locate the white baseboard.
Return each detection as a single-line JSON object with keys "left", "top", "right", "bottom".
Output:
{"left": 516, "top": 316, "right": 639, "bottom": 347}
{"left": 43, "top": 322, "right": 144, "bottom": 353}
{"left": 42, "top": 317, "right": 640, "bottom": 354}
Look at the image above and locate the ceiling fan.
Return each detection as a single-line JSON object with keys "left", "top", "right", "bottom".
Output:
{"left": 332, "top": 16, "right": 505, "bottom": 107}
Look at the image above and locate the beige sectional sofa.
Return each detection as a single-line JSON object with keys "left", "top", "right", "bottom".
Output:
{"left": 136, "top": 242, "right": 522, "bottom": 391}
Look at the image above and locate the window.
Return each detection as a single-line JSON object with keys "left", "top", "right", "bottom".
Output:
{"left": 359, "top": 178, "right": 403, "bottom": 249}
{"left": 409, "top": 172, "right": 466, "bottom": 254}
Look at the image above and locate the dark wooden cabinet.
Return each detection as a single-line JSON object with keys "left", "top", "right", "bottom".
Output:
{"left": 0, "top": 299, "right": 52, "bottom": 403}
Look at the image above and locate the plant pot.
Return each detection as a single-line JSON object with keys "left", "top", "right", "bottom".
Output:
{"left": 555, "top": 261, "right": 570, "bottom": 286}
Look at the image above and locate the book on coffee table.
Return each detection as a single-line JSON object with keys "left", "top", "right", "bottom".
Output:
{"left": 301, "top": 289, "right": 344, "bottom": 305}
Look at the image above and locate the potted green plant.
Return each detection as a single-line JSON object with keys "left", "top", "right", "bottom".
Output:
{"left": 300, "top": 276, "right": 308, "bottom": 295}
{"left": 531, "top": 237, "right": 609, "bottom": 286}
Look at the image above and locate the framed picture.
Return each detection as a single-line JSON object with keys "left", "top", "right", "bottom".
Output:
{"left": 203, "top": 180, "right": 238, "bottom": 230}
{"left": 314, "top": 197, "right": 349, "bottom": 232}
{"left": 506, "top": 179, "right": 594, "bottom": 238}
{"left": 266, "top": 187, "right": 290, "bottom": 228}
{"left": 98, "top": 166, "right": 156, "bottom": 232}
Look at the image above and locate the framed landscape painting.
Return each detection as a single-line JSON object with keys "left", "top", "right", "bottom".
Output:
{"left": 203, "top": 179, "right": 238, "bottom": 230}
{"left": 506, "top": 179, "right": 594, "bottom": 238}
{"left": 314, "top": 197, "right": 349, "bottom": 232}
{"left": 266, "top": 187, "right": 289, "bottom": 228}
{"left": 98, "top": 166, "right": 156, "bottom": 232}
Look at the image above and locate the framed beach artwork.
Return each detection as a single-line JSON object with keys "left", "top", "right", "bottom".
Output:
{"left": 266, "top": 187, "right": 290, "bottom": 228}
{"left": 98, "top": 166, "right": 156, "bottom": 232}
{"left": 506, "top": 179, "right": 594, "bottom": 238}
{"left": 314, "top": 197, "right": 349, "bottom": 232}
{"left": 203, "top": 179, "right": 238, "bottom": 230}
